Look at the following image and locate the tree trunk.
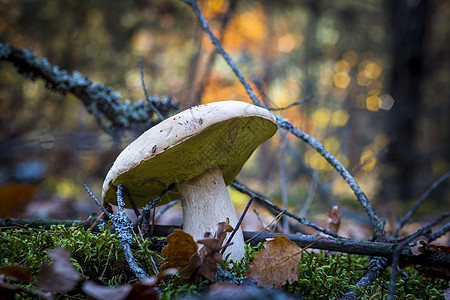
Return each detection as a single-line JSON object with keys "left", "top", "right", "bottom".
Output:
{"left": 381, "top": 0, "right": 429, "bottom": 205}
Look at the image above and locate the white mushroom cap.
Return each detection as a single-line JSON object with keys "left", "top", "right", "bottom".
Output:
{"left": 102, "top": 100, "right": 277, "bottom": 207}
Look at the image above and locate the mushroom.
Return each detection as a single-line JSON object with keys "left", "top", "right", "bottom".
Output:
{"left": 102, "top": 100, "right": 277, "bottom": 261}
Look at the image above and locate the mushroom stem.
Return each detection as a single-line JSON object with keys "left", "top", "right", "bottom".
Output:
{"left": 177, "top": 166, "right": 245, "bottom": 261}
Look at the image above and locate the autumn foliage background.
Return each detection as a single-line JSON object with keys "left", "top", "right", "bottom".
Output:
{"left": 0, "top": 0, "right": 448, "bottom": 239}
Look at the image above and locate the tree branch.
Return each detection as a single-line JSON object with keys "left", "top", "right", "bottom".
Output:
{"left": 2, "top": 219, "right": 447, "bottom": 269}
{"left": 392, "top": 171, "right": 449, "bottom": 238}
{"left": 0, "top": 43, "right": 178, "bottom": 135}
{"left": 231, "top": 181, "right": 343, "bottom": 238}
{"left": 388, "top": 211, "right": 450, "bottom": 300}
{"left": 181, "top": 0, "right": 386, "bottom": 243}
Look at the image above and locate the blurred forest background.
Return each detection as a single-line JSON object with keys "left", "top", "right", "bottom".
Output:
{"left": 0, "top": 0, "right": 448, "bottom": 238}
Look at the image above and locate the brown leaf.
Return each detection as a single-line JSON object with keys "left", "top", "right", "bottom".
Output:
{"left": 178, "top": 251, "right": 202, "bottom": 281}
{"left": 162, "top": 226, "right": 229, "bottom": 283}
{"left": 420, "top": 241, "right": 450, "bottom": 254}
{"left": 214, "top": 218, "right": 234, "bottom": 245}
{"left": 415, "top": 265, "right": 450, "bottom": 281}
{"left": 244, "top": 236, "right": 301, "bottom": 288}
{"left": 179, "top": 237, "right": 224, "bottom": 283}
{"left": 197, "top": 252, "right": 223, "bottom": 282}
{"left": 37, "top": 247, "right": 81, "bottom": 292}
{"left": 0, "top": 265, "right": 31, "bottom": 282}
{"left": 197, "top": 238, "right": 224, "bottom": 282}
{"left": 83, "top": 281, "right": 133, "bottom": 300}
{"left": 161, "top": 229, "right": 198, "bottom": 269}
{"left": 83, "top": 269, "right": 176, "bottom": 300}
{"left": 326, "top": 205, "right": 341, "bottom": 234}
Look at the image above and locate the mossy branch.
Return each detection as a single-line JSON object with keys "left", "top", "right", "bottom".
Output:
{"left": 0, "top": 42, "right": 178, "bottom": 135}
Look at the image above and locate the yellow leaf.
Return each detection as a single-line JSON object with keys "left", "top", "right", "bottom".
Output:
{"left": 244, "top": 236, "right": 301, "bottom": 288}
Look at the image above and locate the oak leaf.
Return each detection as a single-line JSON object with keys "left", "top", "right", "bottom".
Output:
{"left": 244, "top": 236, "right": 301, "bottom": 288}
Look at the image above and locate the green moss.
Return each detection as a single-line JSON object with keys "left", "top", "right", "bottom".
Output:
{"left": 1, "top": 227, "right": 447, "bottom": 299}
{"left": 284, "top": 250, "right": 447, "bottom": 299}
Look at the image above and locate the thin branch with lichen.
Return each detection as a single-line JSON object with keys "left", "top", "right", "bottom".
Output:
{"left": 0, "top": 42, "right": 178, "bottom": 135}
{"left": 84, "top": 184, "right": 149, "bottom": 281}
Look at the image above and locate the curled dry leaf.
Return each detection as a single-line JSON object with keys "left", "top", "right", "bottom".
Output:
{"left": 37, "top": 247, "right": 81, "bottom": 292}
{"left": 214, "top": 218, "right": 234, "bottom": 245}
{"left": 326, "top": 205, "right": 341, "bottom": 234}
{"left": 244, "top": 236, "right": 301, "bottom": 288}
{"left": 162, "top": 221, "right": 233, "bottom": 283}
{"left": 410, "top": 239, "right": 427, "bottom": 256}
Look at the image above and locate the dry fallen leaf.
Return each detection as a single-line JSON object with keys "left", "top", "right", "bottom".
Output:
{"left": 326, "top": 205, "right": 341, "bottom": 234}
{"left": 196, "top": 238, "right": 224, "bottom": 282}
{"left": 178, "top": 236, "right": 225, "bottom": 282}
{"left": 161, "top": 229, "right": 198, "bottom": 269}
{"left": 37, "top": 247, "right": 81, "bottom": 292}
{"left": 162, "top": 221, "right": 233, "bottom": 283}
{"left": 214, "top": 218, "right": 234, "bottom": 246}
{"left": 83, "top": 269, "right": 176, "bottom": 300}
{"left": 244, "top": 236, "right": 301, "bottom": 288}
{"left": 0, "top": 265, "right": 31, "bottom": 282}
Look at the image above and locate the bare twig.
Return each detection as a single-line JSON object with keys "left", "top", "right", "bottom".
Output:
{"left": 342, "top": 257, "right": 389, "bottom": 300}
{"left": 425, "top": 222, "right": 450, "bottom": 242}
{"left": 392, "top": 171, "right": 449, "bottom": 238}
{"left": 266, "top": 94, "right": 313, "bottom": 111}
{"left": 182, "top": 0, "right": 264, "bottom": 108}
{"left": 231, "top": 181, "right": 343, "bottom": 238}
{"left": 275, "top": 118, "right": 387, "bottom": 242}
{"left": 388, "top": 211, "right": 450, "bottom": 300}
{"left": 279, "top": 130, "right": 290, "bottom": 233}
{"left": 155, "top": 200, "right": 180, "bottom": 222}
{"left": 139, "top": 60, "right": 164, "bottom": 120}
{"left": 122, "top": 184, "right": 140, "bottom": 218}
{"left": 84, "top": 184, "right": 113, "bottom": 219}
{"left": 193, "top": 0, "right": 238, "bottom": 105}
{"left": 245, "top": 210, "right": 286, "bottom": 244}
{"left": 221, "top": 196, "right": 254, "bottom": 255}
{"left": 182, "top": 0, "right": 386, "bottom": 242}
{"left": 299, "top": 171, "right": 319, "bottom": 218}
